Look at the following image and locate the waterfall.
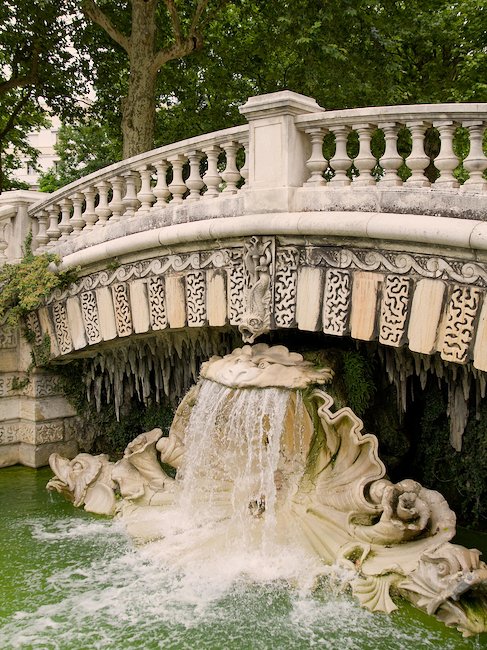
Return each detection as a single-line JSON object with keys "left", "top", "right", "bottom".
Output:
{"left": 177, "top": 379, "right": 291, "bottom": 539}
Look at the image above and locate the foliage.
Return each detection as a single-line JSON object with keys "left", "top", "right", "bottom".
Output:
{"left": 412, "top": 381, "right": 487, "bottom": 529}
{"left": 0, "top": 233, "right": 77, "bottom": 326}
{"left": 56, "top": 360, "right": 175, "bottom": 456}
{"left": 0, "top": 0, "right": 85, "bottom": 192}
{"left": 38, "top": 120, "right": 122, "bottom": 191}
{"left": 341, "top": 350, "right": 377, "bottom": 417}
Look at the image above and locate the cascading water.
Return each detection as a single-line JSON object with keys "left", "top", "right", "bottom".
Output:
{"left": 131, "top": 379, "right": 323, "bottom": 592}
{"left": 45, "top": 344, "right": 487, "bottom": 643}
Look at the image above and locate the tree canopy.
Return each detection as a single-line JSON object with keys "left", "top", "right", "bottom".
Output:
{"left": 0, "top": 0, "right": 86, "bottom": 191}
{"left": 1, "top": 0, "right": 485, "bottom": 192}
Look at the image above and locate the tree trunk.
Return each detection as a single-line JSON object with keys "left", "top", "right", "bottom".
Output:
{"left": 122, "top": 0, "right": 158, "bottom": 159}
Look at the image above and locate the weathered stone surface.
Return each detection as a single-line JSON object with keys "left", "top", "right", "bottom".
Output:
{"left": 350, "top": 272, "right": 382, "bottom": 341}
{"left": 408, "top": 279, "right": 446, "bottom": 354}
{"left": 207, "top": 270, "right": 227, "bottom": 326}
{"left": 296, "top": 267, "right": 324, "bottom": 331}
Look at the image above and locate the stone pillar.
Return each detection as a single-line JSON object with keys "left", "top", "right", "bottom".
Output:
{"left": 0, "top": 190, "right": 44, "bottom": 262}
{"left": 239, "top": 91, "right": 322, "bottom": 213}
{"left": 0, "top": 324, "right": 78, "bottom": 468}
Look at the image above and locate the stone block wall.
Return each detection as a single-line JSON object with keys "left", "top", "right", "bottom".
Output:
{"left": 0, "top": 325, "right": 78, "bottom": 468}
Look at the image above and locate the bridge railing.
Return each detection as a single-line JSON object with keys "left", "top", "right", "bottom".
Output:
{"left": 26, "top": 124, "right": 249, "bottom": 253}
{"left": 295, "top": 104, "right": 487, "bottom": 191}
{"left": 0, "top": 91, "right": 486, "bottom": 262}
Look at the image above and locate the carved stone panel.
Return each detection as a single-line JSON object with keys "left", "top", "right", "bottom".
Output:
{"left": 297, "top": 267, "right": 325, "bottom": 332}
{"left": 379, "top": 276, "right": 411, "bottom": 347}
{"left": 408, "top": 279, "right": 446, "bottom": 355}
{"left": 274, "top": 247, "right": 299, "bottom": 328}
{"left": 350, "top": 272, "right": 382, "bottom": 341}
{"left": 25, "top": 312, "right": 43, "bottom": 345}
{"left": 148, "top": 276, "right": 168, "bottom": 330}
{"left": 207, "top": 270, "right": 227, "bottom": 327}
{"left": 186, "top": 271, "right": 207, "bottom": 327}
{"left": 129, "top": 280, "right": 150, "bottom": 334}
{"left": 52, "top": 302, "right": 73, "bottom": 355}
{"left": 0, "top": 422, "right": 19, "bottom": 445}
{"left": 239, "top": 236, "right": 274, "bottom": 342}
{"left": 322, "top": 269, "right": 351, "bottom": 336}
{"left": 228, "top": 256, "right": 245, "bottom": 326}
{"left": 66, "top": 297, "right": 87, "bottom": 350}
{"left": 80, "top": 291, "right": 102, "bottom": 345}
{"left": 111, "top": 283, "right": 133, "bottom": 337}
{"left": 440, "top": 285, "right": 481, "bottom": 363}
{"left": 0, "top": 325, "right": 18, "bottom": 349}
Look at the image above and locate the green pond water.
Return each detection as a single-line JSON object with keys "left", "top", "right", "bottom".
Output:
{"left": 1, "top": 466, "right": 486, "bottom": 650}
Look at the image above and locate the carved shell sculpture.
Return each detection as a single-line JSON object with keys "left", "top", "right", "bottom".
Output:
{"left": 293, "top": 388, "right": 487, "bottom": 636}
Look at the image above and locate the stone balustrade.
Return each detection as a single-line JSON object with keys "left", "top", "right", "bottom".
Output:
{"left": 296, "top": 104, "right": 487, "bottom": 192}
{"left": 26, "top": 125, "right": 249, "bottom": 254}
{"left": 0, "top": 92, "right": 484, "bottom": 264}
{"left": 1, "top": 91, "right": 487, "bottom": 468}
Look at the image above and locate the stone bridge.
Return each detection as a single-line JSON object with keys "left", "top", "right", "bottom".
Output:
{"left": 1, "top": 91, "right": 487, "bottom": 467}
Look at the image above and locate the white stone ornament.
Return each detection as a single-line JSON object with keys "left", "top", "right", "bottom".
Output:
{"left": 47, "top": 345, "right": 487, "bottom": 637}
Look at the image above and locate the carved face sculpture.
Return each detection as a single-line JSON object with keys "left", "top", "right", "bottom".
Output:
{"left": 47, "top": 452, "right": 117, "bottom": 515}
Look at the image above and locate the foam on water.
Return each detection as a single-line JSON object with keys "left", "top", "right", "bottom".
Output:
{"left": 1, "top": 513, "right": 480, "bottom": 650}
{"left": 1, "top": 380, "right": 484, "bottom": 649}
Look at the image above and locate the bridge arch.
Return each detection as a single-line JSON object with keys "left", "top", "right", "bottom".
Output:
{"left": 1, "top": 90, "right": 487, "bottom": 466}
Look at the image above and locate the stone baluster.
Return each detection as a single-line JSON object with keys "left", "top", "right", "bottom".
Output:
{"left": 122, "top": 171, "right": 140, "bottom": 217}
{"left": 108, "top": 176, "right": 124, "bottom": 222}
{"left": 433, "top": 120, "right": 460, "bottom": 188}
{"left": 185, "top": 151, "right": 204, "bottom": 201}
{"left": 58, "top": 198, "right": 73, "bottom": 241}
{"left": 203, "top": 145, "right": 222, "bottom": 198}
{"left": 462, "top": 121, "right": 487, "bottom": 192}
{"left": 137, "top": 165, "right": 156, "bottom": 211}
{"left": 82, "top": 187, "right": 98, "bottom": 230}
{"left": 353, "top": 124, "right": 377, "bottom": 186}
{"left": 94, "top": 181, "right": 111, "bottom": 227}
{"left": 304, "top": 127, "right": 327, "bottom": 186}
{"left": 45, "top": 204, "right": 61, "bottom": 246}
{"left": 168, "top": 155, "right": 187, "bottom": 203}
{"left": 35, "top": 210, "right": 49, "bottom": 251}
{"left": 378, "top": 122, "right": 403, "bottom": 186}
{"left": 152, "top": 161, "right": 170, "bottom": 207}
{"left": 405, "top": 121, "right": 431, "bottom": 187}
{"left": 70, "top": 193, "right": 85, "bottom": 236}
{"left": 0, "top": 220, "right": 10, "bottom": 264}
{"left": 239, "top": 137, "right": 249, "bottom": 189}
{"left": 221, "top": 141, "right": 241, "bottom": 194}
{"left": 329, "top": 126, "right": 352, "bottom": 186}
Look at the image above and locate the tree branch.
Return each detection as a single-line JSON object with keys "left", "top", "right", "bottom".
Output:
{"left": 0, "top": 91, "right": 33, "bottom": 141}
{"left": 0, "top": 47, "right": 40, "bottom": 97}
{"left": 151, "top": 0, "right": 214, "bottom": 74}
{"left": 189, "top": 0, "right": 210, "bottom": 35}
{"left": 162, "top": 0, "right": 184, "bottom": 44}
{"left": 82, "top": 0, "right": 131, "bottom": 54}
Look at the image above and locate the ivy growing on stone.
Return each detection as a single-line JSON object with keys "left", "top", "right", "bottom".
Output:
{"left": 0, "top": 232, "right": 77, "bottom": 327}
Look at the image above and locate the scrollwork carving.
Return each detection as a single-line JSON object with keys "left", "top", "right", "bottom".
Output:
{"left": 186, "top": 271, "right": 207, "bottom": 326}
{"left": 274, "top": 248, "right": 298, "bottom": 328}
{"left": 322, "top": 269, "right": 351, "bottom": 336}
{"left": 441, "top": 286, "right": 481, "bottom": 363}
{"left": 111, "top": 283, "right": 133, "bottom": 337}
{"left": 148, "top": 277, "right": 167, "bottom": 330}
{"left": 80, "top": 291, "right": 102, "bottom": 345}
{"left": 379, "top": 275, "right": 411, "bottom": 347}
{"left": 52, "top": 302, "right": 72, "bottom": 355}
